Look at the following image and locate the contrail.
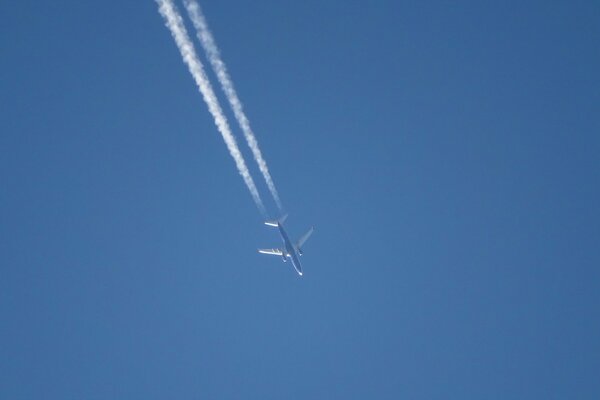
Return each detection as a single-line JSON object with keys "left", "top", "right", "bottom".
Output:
{"left": 183, "top": 0, "right": 284, "bottom": 212}
{"left": 156, "top": 0, "right": 266, "bottom": 216}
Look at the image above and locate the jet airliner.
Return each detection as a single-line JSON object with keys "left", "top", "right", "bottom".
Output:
{"left": 258, "top": 215, "right": 313, "bottom": 276}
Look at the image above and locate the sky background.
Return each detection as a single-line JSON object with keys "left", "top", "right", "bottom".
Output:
{"left": 1, "top": 0, "right": 599, "bottom": 398}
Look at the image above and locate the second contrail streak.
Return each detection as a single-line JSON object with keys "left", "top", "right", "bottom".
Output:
{"left": 183, "top": 0, "right": 284, "bottom": 212}
{"left": 156, "top": 0, "right": 266, "bottom": 216}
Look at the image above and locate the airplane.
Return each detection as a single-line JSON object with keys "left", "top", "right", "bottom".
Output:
{"left": 258, "top": 214, "right": 313, "bottom": 276}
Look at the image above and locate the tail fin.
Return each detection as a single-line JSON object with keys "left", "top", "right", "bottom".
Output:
{"left": 265, "top": 213, "right": 288, "bottom": 227}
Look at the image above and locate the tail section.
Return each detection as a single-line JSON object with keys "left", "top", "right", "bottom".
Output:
{"left": 264, "top": 213, "right": 288, "bottom": 227}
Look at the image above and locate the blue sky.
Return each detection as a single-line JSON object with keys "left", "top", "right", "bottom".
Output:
{"left": 1, "top": 0, "right": 599, "bottom": 398}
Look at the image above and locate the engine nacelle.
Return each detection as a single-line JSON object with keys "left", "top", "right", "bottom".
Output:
{"left": 298, "top": 247, "right": 303, "bottom": 256}
{"left": 281, "top": 253, "right": 287, "bottom": 262}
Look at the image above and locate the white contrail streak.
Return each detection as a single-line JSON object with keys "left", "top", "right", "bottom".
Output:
{"left": 183, "top": 0, "right": 283, "bottom": 212}
{"left": 156, "top": 0, "right": 266, "bottom": 216}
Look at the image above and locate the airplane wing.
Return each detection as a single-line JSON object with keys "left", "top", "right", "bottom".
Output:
{"left": 296, "top": 227, "right": 314, "bottom": 249}
{"left": 258, "top": 248, "right": 284, "bottom": 256}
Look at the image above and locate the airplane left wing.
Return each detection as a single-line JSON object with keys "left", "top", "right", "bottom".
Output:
{"left": 258, "top": 248, "right": 284, "bottom": 256}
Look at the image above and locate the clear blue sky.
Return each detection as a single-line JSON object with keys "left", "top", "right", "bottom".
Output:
{"left": 1, "top": 1, "right": 599, "bottom": 398}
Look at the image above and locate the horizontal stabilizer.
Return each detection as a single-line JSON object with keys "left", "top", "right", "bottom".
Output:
{"left": 264, "top": 213, "right": 288, "bottom": 227}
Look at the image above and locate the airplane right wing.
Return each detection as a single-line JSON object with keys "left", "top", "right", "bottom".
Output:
{"left": 258, "top": 248, "right": 284, "bottom": 256}
{"left": 296, "top": 227, "right": 314, "bottom": 249}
